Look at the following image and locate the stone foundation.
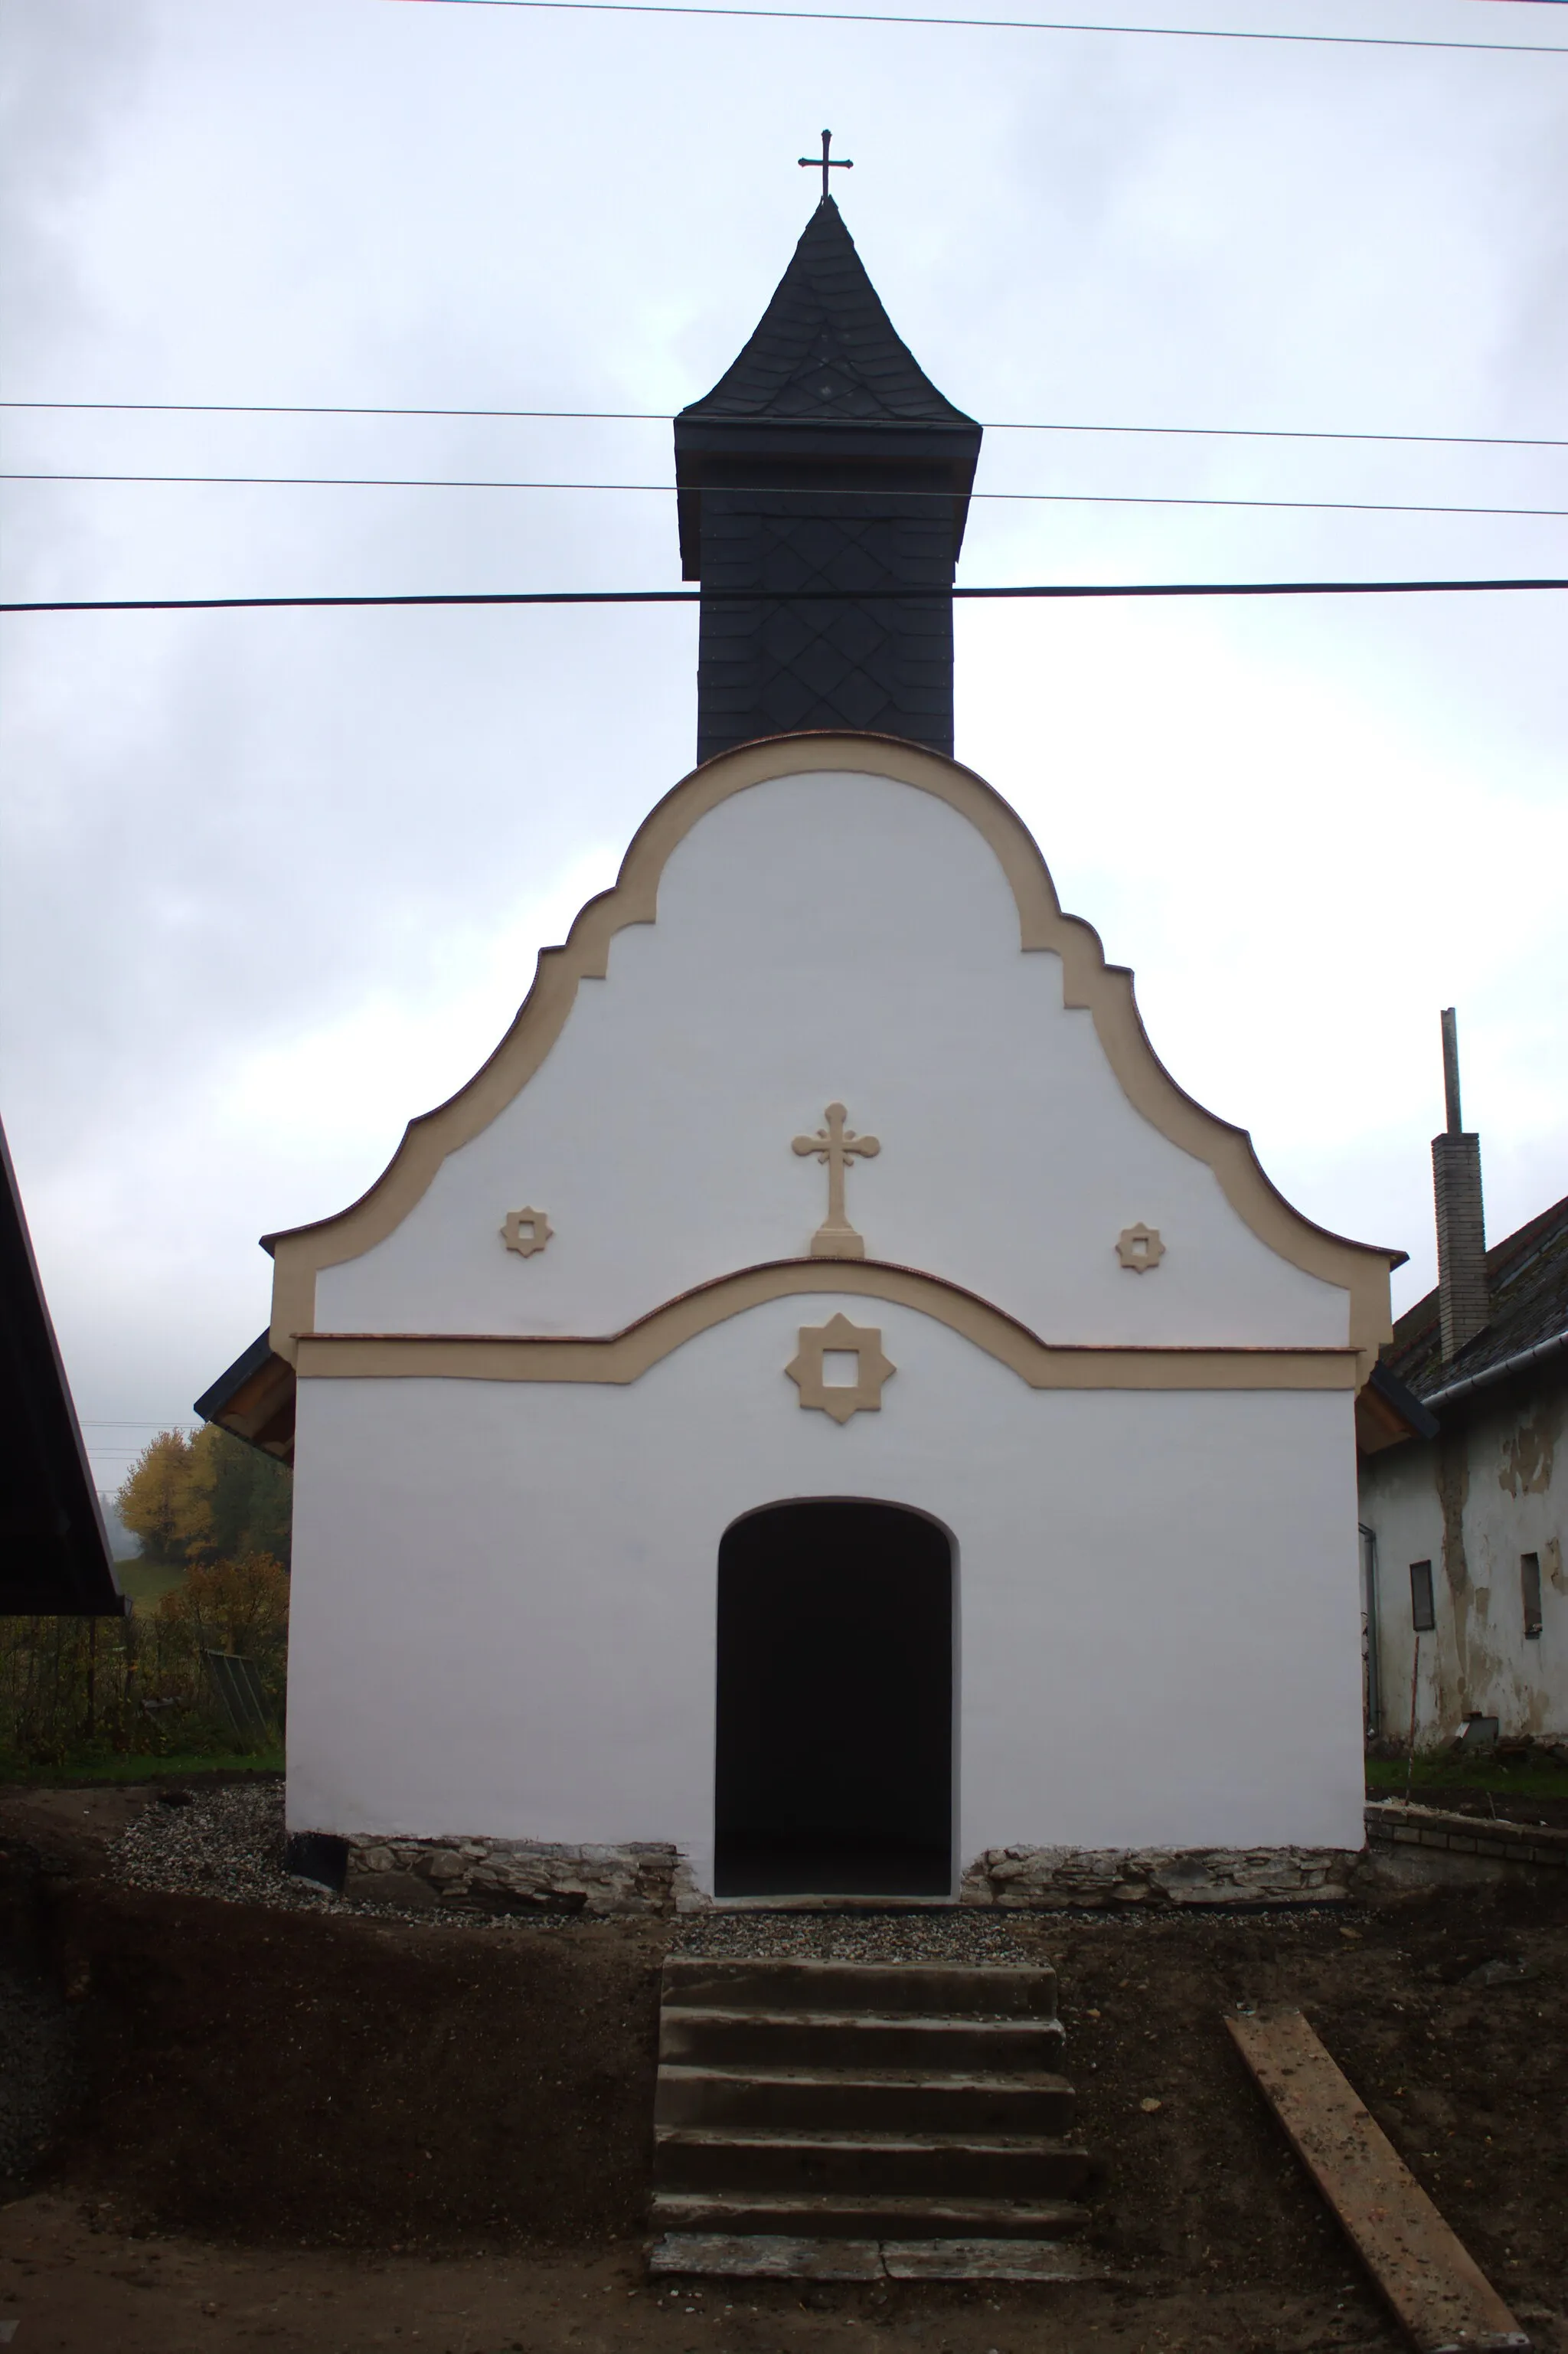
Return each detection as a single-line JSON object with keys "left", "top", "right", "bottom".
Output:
{"left": 1364, "top": 1800, "right": 1567, "bottom": 1874}
{"left": 341, "top": 1836, "right": 707, "bottom": 1918}
{"left": 958, "top": 1844, "right": 1354, "bottom": 1909}
{"left": 330, "top": 1835, "right": 1356, "bottom": 1916}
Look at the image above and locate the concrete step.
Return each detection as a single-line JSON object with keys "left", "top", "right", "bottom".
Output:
{"left": 648, "top": 2233, "right": 1110, "bottom": 2283}
{"left": 653, "top": 2124, "right": 1093, "bottom": 2199}
{"left": 649, "top": 2189, "right": 1092, "bottom": 2242}
{"left": 655, "top": 2064, "right": 1077, "bottom": 2136}
{"left": 659, "top": 2005, "right": 1066, "bottom": 2075}
{"left": 661, "top": 1957, "right": 1058, "bottom": 2019}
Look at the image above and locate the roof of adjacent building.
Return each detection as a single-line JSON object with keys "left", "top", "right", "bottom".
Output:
{"left": 1, "top": 1117, "right": 124, "bottom": 1615}
{"left": 1384, "top": 1188, "right": 1568, "bottom": 1402}
{"left": 678, "top": 197, "right": 977, "bottom": 427}
{"left": 194, "top": 1329, "right": 296, "bottom": 1467}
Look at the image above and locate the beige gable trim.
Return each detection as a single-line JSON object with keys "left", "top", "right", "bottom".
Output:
{"left": 266, "top": 731, "right": 1400, "bottom": 1377}
{"left": 293, "top": 1259, "right": 1360, "bottom": 1393}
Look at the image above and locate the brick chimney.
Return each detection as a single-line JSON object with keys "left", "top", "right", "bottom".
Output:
{"left": 1431, "top": 1007, "right": 1488, "bottom": 1364}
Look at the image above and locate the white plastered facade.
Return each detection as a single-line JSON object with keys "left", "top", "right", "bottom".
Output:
{"left": 276, "top": 740, "right": 1393, "bottom": 1882}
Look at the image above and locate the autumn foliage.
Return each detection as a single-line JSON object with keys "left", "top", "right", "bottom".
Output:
{"left": 0, "top": 1432, "right": 295, "bottom": 1770}
{"left": 118, "top": 1424, "right": 291, "bottom": 1568}
{"left": 0, "top": 1555, "right": 289, "bottom": 1770}
{"left": 155, "top": 1551, "right": 290, "bottom": 1662}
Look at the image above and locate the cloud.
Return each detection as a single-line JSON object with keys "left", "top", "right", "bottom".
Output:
{"left": 2, "top": 0, "right": 1563, "bottom": 1474}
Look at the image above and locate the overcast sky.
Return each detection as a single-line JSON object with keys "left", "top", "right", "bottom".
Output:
{"left": 2, "top": 0, "right": 1563, "bottom": 1494}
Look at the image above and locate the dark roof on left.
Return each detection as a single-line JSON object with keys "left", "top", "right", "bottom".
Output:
{"left": 0, "top": 1119, "right": 125, "bottom": 1614}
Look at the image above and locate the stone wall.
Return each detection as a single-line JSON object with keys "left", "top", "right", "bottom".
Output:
{"left": 1364, "top": 1800, "right": 1566, "bottom": 1872}
{"left": 334, "top": 1836, "right": 1357, "bottom": 1916}
{"left": 958, "top": 1844, "right": 1354, "bottom": 1910}
{"left": 342, "top": 1836, "right": 708, "bottom": 1917}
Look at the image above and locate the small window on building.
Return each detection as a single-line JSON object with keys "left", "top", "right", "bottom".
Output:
{"left": 1410, "top": 1560, "right": 1436, "bottom": 1633}
{"left": 1521, "top": 1553, "right": 1543, "bottom": 1641}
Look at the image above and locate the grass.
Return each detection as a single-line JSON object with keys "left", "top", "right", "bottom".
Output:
{"left": 112, "top": 1556, "right": 187, "bottom": 1613}
{"left": 1367, "top": 1752, "right": 1568, "bottom": 1801}
{"left": 0, "top": 1748, "right": 283, "bottom": 1787}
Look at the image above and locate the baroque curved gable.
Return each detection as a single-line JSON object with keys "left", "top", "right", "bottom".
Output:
{"left": 266, "top": 733, "right": 1400, "bottom": 1375}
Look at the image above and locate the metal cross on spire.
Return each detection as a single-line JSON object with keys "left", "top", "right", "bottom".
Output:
{"left": 799, "top": 129, "right": 853, "bottom": 201}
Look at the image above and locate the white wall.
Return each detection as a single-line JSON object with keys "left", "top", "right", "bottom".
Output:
{"left": 315, "top": 770, "right": 1348, "bottom": 1349}
{"left": 286, "top": 1296, "right": 1367, "bottom": 1875}
{"left": 1361, "top": 1377, "right": 1566, "bottom": 1742}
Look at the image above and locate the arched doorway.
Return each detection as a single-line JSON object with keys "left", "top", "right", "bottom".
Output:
{"left": 714, "top": 1499, "right": 953, "bottom": 1898}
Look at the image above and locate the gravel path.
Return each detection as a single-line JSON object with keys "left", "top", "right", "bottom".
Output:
{"left": 669, "top": 1907, "right": 1050, "bottom": 1962}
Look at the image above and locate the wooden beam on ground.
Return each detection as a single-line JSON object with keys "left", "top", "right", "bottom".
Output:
{"left": 1227, "top": 2007, "right": 1530, "bottom": 2354}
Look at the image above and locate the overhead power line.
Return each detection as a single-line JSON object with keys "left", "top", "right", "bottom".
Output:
{"left": 5, "top": 472, "right": 1566, "bottom": 522}
{"left": 381, "top": 0, "right": 1568, "bottom": 60}
{"left": 4, "top": 401, "right": 1562, "bottom": 451}
{"left": 5, "top": 580, "right": 1564, "bottom": 616}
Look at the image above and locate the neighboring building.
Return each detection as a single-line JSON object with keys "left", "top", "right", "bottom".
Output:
{"left": 205, "top": 195, "right": 1403, "bottom": 1908}
{"left": 1, "top": 1117, "right": 124, "bottom": 1615}
{"left": 1358, "top": 1015, "right": 1566, "bottom": 1747}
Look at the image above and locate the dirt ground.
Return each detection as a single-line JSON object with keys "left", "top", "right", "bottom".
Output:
{"left": 2, "top": 1786, "right": 1566, "bottom": 2354}
{"left": 1373, "top": 1783, "right": 1568, "bottom": 1831}
{"left": 0, "top": 2190, "right": 1417, "bottom": 2354}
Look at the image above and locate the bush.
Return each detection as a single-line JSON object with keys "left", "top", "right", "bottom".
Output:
{"left": 0, "top": 1554, "right": 289, "bottom": 1772}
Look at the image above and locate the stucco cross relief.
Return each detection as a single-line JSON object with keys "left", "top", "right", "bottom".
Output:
{"left": 792, "top": 1102, "right": 879, "bottom": 1260}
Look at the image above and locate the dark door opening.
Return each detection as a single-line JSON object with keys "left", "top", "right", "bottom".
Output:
{"left": 714, "top": 1499, "right": 953, "bottom": 1898}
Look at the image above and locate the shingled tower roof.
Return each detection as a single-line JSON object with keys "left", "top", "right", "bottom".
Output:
{"left": 675, "top": 198, "right": 982, "bottom": 765}
{"left": 681, "top": 197, "right": 976, "bottom": 427}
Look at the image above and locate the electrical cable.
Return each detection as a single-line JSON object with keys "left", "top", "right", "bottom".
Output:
{"left": 5, "top": 580, "right": 1563, "bottom": 616}
{"left": 3, "top": 401, "right": 1562, "bottom": 451}
{"left": 381, "top": 0, "right": 1568, "bottom": 61}
{"left": 5, "top": 472, "right": 1565, "bottom": 521}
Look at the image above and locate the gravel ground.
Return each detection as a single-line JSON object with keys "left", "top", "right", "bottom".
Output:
{"left": 113, "top": 1791, "right": 1057, "bottom": 1953}
{"left": 109, "top": 1789, "right": 1354, "bottom": 1958}
{"left": 110, "top": 1783, "right": 570, "bottom": 1931}
{"left": 0, "top": 1965, "right": 80, "bottom": 2183}
{"left": 669, "top": 1905, "right": 1054, "bottom": 1961}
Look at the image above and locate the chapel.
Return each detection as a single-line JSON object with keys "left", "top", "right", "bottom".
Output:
{"left": 201, "top": 185, "right": 1403, "bottom": 1914}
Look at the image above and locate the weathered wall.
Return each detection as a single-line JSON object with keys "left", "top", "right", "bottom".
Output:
{"left": 286, "top": 1339, "right": 1367, "bottom": 1878}
{"left": 1360, "top": 1368, "right": 1566, "bottom": 1741}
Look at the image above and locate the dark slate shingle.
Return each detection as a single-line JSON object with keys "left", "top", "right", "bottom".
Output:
{"left": 1386, "top": 1190, "right": 1568, "bottom": 1398}
{"left": 680, "top": 198, "right": 975, "bottom": 427}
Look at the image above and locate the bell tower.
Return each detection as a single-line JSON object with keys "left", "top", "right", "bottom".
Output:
{"left": 675, "top": 189, "right": 982, "bottom": 766}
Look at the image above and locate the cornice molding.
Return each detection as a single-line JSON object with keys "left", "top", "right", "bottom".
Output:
{"left": 293, "top": 1259, "right": 1361, "bottom": 1394}
{"left": 266, "top": 732, "right": 1400, "bottom": 1379}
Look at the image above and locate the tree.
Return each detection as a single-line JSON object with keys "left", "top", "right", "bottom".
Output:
{"left": 156, "top": 1551, "right": 289, "bottom": 1657}
{"left": 116, "top": 1424, "right": 292, "bottom": 1572}
{"left": 116, "top": 1430, "right": 193, "bottom": 1564}
{"left": 175, "top": 1424, "right": 292, "bottom": 1569}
